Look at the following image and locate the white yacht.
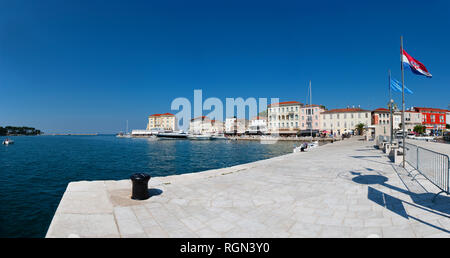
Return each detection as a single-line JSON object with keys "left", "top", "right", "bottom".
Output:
{"left": 211, "top": 134, "right": 227, "bottom": 140}
{"left": 116, "top": 120, "right": 131, "bottom": 138}
{"left": 2, "top": 138, "right": 14, "bottom": 145}
{"left": 156, "top": 131, "right": 188, "bottom": 139}
{"left": 293, "top": 141, "right": 319, "bottom": 153}
{"left": 294, "top": 81, "right": 319, "bottom": 152}
{"left": 188, "top": 134, "right": 212, "bottom": 140}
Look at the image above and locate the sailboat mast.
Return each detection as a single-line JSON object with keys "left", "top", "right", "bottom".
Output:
{"left": 126, "top": 120, "right": 129, "bottom": 134}
{"left": 310, "top": 80, "right": 312, "bottom": 138}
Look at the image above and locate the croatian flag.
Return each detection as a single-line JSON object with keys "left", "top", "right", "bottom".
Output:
{"left": 402, "top": 50, "right": 432, "bottom": 77}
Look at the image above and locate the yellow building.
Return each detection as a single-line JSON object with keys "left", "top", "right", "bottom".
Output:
{"left": 146, "top": 113, "right": 176, "bottom": 131}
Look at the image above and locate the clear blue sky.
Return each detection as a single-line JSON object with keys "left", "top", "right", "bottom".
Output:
{"left": 1, "top": 0, "right": 449, "bottom": 133}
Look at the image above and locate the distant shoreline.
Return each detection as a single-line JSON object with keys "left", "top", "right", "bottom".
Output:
{"left": 45, "top": 133, "right": 100, "bottom": 136}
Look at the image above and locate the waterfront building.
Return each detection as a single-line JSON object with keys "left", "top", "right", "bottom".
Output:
{"left": 267, "top": 101, "right": 303, "bottom": 135}
{"left": 321, "top": 107, "right": 371, "bottom": 135}
{"left": 147, "top": 113, "right": 177, "bottom": 131}
{"left": 225, "top": 117, "right": 248, "bottom": 135}
{"left": 372, "top": 108, "right": 391, "bottom": 126}
{"left": 267, "top": 101, "right": 325, "bottom": 135}
{"left": 394, "top": 110, "right": 422, "bottom": 132}
{"left": 298, "top": 105, "right": 325, "bottom": 136}
{"left": 189, "top": 116, "right": 212, "bottom": 134}
{"left": 371, "top": 108, "right": 422, "bottom": 136}
{"left": 447, "top": 111, "right": 450, "bottom": 128}
{"left": 413, "top": 107, "right": 448, "bottom": 133}
{"left": 189, "top": 117, "right": 225, "bottom": 134}
{"left": 237, "top": 118, "right": 249, "bottom": 134}
{"left": 225, "top": 117, "right": 237, "bottom": 135}
{"left": 210, "top": 120, "right": 225, "bottom": 134}
{"left": 248, "top": 116, "right": 268, "bottom": 135}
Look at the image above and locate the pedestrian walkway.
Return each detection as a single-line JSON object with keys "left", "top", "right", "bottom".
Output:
{"left": 46, "top": 137, "right": 450, "bottom": 238}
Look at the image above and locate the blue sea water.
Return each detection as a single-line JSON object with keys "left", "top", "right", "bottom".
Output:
{"left": 0, "top": 135, "right": 297, "bottom": 238}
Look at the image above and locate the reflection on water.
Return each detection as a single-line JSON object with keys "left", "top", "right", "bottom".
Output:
{"left": 0, "top": 135, "right": 296, "bottom": 237}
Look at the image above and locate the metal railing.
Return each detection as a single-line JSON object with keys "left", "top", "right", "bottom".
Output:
{"left": 404, "top": 142, "right": 450, "bottom": 201}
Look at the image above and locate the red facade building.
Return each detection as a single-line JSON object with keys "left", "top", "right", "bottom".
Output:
{"left": 413, "top": 107, "right": 448, "bottom": 131}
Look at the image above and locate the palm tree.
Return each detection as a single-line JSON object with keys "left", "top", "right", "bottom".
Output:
{"left": 355, "top": 123, "right": 365, "bottom": 135}
{"left": 413, "top": 125, "right": 426, "bottom": 135}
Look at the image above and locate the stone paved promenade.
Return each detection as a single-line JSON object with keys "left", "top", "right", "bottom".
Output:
{"left": 46, "top": 137, "right": 450, "bottom": 238}
{"left": 407, "top": 139, "right": 450, "bottom": 156}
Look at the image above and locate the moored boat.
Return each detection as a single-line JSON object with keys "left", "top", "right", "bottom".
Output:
{"left": 211, "top": 134, "right": 227, "bottom": 140}
{"left": 156, "top": 131, "right": 188, "bottom": 139}
{"left": 188, "top": 134, "right": 212, "bottom": 140}
{"left": 2, "top": 138, "right": 14, "bottom": 145}
{"left": 293, "top": 141, "right": 318, "bottom": 153}
{"left": 116, "top": 132, "right": 131, "bottom": 138}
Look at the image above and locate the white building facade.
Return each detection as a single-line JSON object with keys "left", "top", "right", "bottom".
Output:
{"left": 189, "top": 116, "right": 213, "bottom": 134}
{"left": 248, "top": 116, "right": 268, "bottom": 134}
{"left": 321, "top": 108, "right": 372, "bottom": 135}
{"left": 267, "top": 101, "right": 324, "bottom": 135}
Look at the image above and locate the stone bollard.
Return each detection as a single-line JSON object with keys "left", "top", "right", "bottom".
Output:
{"left": 130, "top": 173, "right": 151, "bottom": 200}
{"left": 385, "top": 144, "right": 391, "bottom": 154}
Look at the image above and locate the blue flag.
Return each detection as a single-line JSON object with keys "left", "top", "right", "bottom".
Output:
{"left": 391, "top": 78, "right": 413, "bottom": 94}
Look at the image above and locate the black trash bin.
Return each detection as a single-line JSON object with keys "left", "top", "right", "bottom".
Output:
{"left": 130, "top": 173, "right": 151, "bottom": 200}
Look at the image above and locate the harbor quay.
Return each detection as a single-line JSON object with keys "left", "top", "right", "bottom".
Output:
{"left": 46, "top": 137, "right": 450, "bottom": 238}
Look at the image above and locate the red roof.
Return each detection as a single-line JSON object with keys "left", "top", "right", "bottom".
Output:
{"left": 251, "top": 116, "right": 267, "bottom": 120}
{"left": 413, "top": 107, "right": 449, "bottom": 113}
{"left": 150, "top": 113, "right": 174, "bottom": 117}
{"left": 190, "top": 116, "right": 210, "bottom": 121}
{"left": 268, "top": 101, "right": 303, "bottom": 107}
{"left": 372, "top": 108, "right": 389, "bottom": 112}
{"left": 322, "top": 107, "right": 369, "bottom": 114}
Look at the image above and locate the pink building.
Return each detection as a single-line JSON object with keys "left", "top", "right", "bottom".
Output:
{"left": 298, "top": 105, "right": 325, "bottom": 133}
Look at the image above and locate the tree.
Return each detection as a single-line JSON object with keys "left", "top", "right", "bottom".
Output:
{"left": 258, "top": 110, "right": 267, "bottom": 117}
{"left": 0, "top": 127, "right": 6, "bottom": 136}
{"left": 413, "top": 125, "right": 426, "bottom": 135}
{"left": 355, "top": 123, "right": 365, "bottom": 135}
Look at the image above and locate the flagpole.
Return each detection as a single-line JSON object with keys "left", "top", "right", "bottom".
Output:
{"left": 389, "top": 69, "right": 393, "bottom": 144}
{"left": 400, "top": 36, "right": 406, "bottom": 168}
